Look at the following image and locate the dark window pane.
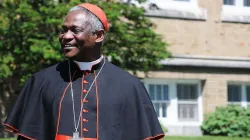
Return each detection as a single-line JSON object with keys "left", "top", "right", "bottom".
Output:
{"left": 163, "top": 85, "right": 169, "bottom": 100}
{"left": 162, "top": 103, "right": 167, "bottom": 117}
{"left": 228, "top": 85, "right": 241, "bottom": 102}
{"left": 177, "top": 84, "right": 198, "bottom": 100}
{"left": 247, "top": 86, "right": 250, "bottom": 102}
{"left": 190, "top": 85, "right": 197, "bottom": 99}
{"left": 177, "top": 84, "right": 183, "bottom": 99}
{"left": 156, "top": 85, "right": 162, "bottom": 100}
{"left": 154, "top": 103, "right": 160, "bottom": 117}
{"left": 149, "top": 84, "right": 155, "bottom": 100}
{"left": 244, "top": 0, "right": 250, "bottom": 6}
{"left": 224, "top": 0, "right": 235, "bottom": 5}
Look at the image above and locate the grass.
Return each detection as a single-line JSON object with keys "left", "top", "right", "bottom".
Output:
{"left": 0, "top": 136, "right": 250, "bottom": 140}
{"left": 165, "top": 136, "right": 250, "bottom": 140}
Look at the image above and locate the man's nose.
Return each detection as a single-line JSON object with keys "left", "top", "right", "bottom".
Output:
{"left": 63, "top": 31, "right": 74, "bottom": 41}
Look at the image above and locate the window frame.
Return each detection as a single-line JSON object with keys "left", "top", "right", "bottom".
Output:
{"left": 223, "top": 0, "right": 235, "bottom": 5}
{"left": 244, "top": 0, "right": 250, "bottom": 7}
{"left": 153, "top": 0, "right": 199, "bottom": 9}
{"left": 227, "top": 82, "right": 250, "bottom": 108}
{"left": 148, "top": 84, "right": 170, "bottom": 118}
{"left": 221, "top": 0, "right": 250, "bottom": 23}
{"left": 223, "top": 0, "right": 250, "bottom": 7}
{"left": 143, "top": 79, "right": 203, "bottom": 126}
{"left": 140, "top": 0, "right": 207, "bottom": 20}
{"left": 177, "top": 83, "right": 199, "bottom": 122}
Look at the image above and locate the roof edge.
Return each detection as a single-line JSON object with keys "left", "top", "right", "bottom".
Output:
{"left": 160, "top": 55, "right": 250, "bottom": 69}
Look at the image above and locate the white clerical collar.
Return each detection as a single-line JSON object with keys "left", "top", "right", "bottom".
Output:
{"left": 73, "top": 55, "right": 104, "bottom": 71}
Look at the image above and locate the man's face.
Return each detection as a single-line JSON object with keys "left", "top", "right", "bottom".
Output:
{"left": 59, "top": 11, "right": 96, "bottom": 60}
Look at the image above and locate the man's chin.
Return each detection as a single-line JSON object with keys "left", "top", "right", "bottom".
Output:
{"left": 64, "top": 54, "right": 76, "bottom": 59}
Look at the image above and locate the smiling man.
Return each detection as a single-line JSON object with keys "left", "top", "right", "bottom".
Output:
{"left": 4, "top": 3, "right": 164, "bottom": 140}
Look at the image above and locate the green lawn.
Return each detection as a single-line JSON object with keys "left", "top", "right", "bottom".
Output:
{"left": 0, "top": 136, "right": 249, "bottom": 140}
{"left": 165, "top": 136, "right": 250, "bottom": 140}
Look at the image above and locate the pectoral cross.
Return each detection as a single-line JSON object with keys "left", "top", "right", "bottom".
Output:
{"left": 69, "top": 132, "right": 83, "bottom": 140}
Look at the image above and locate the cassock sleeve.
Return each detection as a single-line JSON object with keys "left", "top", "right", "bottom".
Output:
{"left": 4, "top": 75, "right": 51, "bottom": 140}
{"left": 122, "top": 81, "right": 165, "bottom": 140}
{"left": 17, "top": 136, "right": 30, "bottom": 140}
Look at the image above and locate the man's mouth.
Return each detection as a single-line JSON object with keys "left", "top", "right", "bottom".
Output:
{"left": 63, "top": 44, "right": 77, "bottom": 52}
{"left": 64, "top": 44, "right": 77, "bottom": 48}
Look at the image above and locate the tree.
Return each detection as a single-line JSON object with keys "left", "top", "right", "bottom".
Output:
{"left": 0, "top": 0, "right": 170, "bottom": 137}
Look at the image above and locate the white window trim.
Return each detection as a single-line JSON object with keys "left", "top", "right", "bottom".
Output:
{"left": 149, "top": 84, "right": 170, "bottom": 118}
{"left": 221, "top": 0, "right": 250, "bottom": 23}
{"left": 143, "top": 79, "right": 203, "bottom": 126}
{"left": 227, "top": 82, "right": 250, "bottom": 108}
{"left": 134, "top": 0, "right": 208, "bottom": 20}
{"left": 158, "top": 0, "right": 199, "bottom": 11}
{"left": 152, "top": 100, "right": 169, "bottom": 118}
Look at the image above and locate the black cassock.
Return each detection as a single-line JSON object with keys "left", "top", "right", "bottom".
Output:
{"left": 4, "top": 59, "right": 164, "bottom": 140}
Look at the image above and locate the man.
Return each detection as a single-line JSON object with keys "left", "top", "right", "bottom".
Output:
{"left": 4, "top": 3, "right": 165, "bottom": 140}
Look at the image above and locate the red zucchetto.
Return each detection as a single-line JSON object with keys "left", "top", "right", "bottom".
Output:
{"left": 78, "top": 3, "right": 108, "bottom": 31}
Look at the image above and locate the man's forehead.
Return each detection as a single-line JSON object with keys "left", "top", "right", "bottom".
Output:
{"left": 63, "top": 11, "right": 88, "bottom": 25}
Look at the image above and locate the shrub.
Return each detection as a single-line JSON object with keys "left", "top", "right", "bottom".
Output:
{"left": 160, "top": 123, "right": 168, "bottom": 133}
{"left": 201, "top": 106, "right": 250, "bottom": 137}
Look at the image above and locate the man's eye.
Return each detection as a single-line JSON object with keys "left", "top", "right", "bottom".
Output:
{"left": 74, "top": 31, "right": 80, "bottom": 34}
{"left": 73, "top": 28, "right": 83, "bottom": 34}
{"left": 60, "top": 28, "right": 67, "bottom": 33}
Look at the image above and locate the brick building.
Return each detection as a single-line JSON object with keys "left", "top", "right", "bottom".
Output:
{"left": 132, "top": 0, "right": 250, "bottom": 136}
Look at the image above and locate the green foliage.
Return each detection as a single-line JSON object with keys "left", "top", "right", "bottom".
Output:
{"left": 160, "top": 123, "right": 167, "bottom": 133}
{"left": 201, "top": 106, "right": 250, "bottom": 138}
{"left": 0, "top": 0, "right": 170, "bottom": 85}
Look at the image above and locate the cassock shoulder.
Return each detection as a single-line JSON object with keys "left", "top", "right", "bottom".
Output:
{"left": 104, "top": 62, "right": 150, "bottom": 101}
{"left": 104, "top": 62, "right": 142, "bottom": 85}
{"left": 4, "top": 61, "right": 67, "bottom": 140}
{"left": 104, "top": 62, "right": 165, "bottom": 140}
{"left": 32, "top": 60, "right": 67, "bottom": 81}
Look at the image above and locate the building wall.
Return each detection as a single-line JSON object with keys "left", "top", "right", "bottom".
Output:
{"left": 139, "top": 67, "right": 250, "bottom": 115}
{"left": 149, "top": 0, "right": 250, "bottom": 57}
{"left": 138, "top": 0, "right": 250, "bottom": 135}
{"left": 140, "top": 67, "right": 250, "bottom": 135}
{"left": 146, "top": 0, "right": 250, "bottom": 115}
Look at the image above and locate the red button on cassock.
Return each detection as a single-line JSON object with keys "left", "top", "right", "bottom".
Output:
{"left": 82, "top": 89, "right": 88, "bottom": 93}
{"left": 82, "top": 109, "right": 88, "bottom": 113}
{"left": 83, "top": 128, "right": 88, "bottom": 132}
{"left": 82, "top": 118, "right": 88, "bottom": 122}
{"left": 83, "top": 80, "right": 89, "bottom": 84}
{"left": 83, "top": 99, "right": 88, "bottom": 103}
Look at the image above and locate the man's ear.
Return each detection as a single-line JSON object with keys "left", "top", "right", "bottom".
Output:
{"left": 95, "top": 29, "right": 105, "bottom": 43}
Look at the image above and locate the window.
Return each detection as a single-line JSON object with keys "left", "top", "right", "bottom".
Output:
{"left": 222, "top": 0, "right": 250, "bottom": 7}
{"left": 174, "top": 0, "right": 191, "bottom": 2}
{"left": 177, "top": 84, "right": 199, "bottom": 121}
{"left": 221, "top": 0, "right": 250, "bottom": 23}
{"left": 246, "top": 86, "right": 250, "bottom": 107}
{"left": 144, "top": 79, "right": 202, "bottom": 126}
{"left": 139, "top": 0, "right": 207, "bottom": 20}
{"left": 227, "top": 84, "right": 250, "bottom": 108}
{"left": 224, "top": 0, "right": 235, "bottom": 5}
{"left": 244, "top": 0, "right": 250, "bottom": 6}
{"left": 222, "top": 0, "right": 250, "bottom": 6}
{"left": 228, "top": 85, "right": 241, "bottom": 105}
{"left": 149, "top": 84, "right": 169, "bottom": 118}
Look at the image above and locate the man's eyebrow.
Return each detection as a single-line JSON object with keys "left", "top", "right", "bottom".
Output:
{"left": 71, "top": 24, "right": 83, "bottom": 28}
{"left": 61, "top": 25, "right": 67, "bottom": 28}
{"left": 61, "top": 24, "right": 82, "bottom": 28}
